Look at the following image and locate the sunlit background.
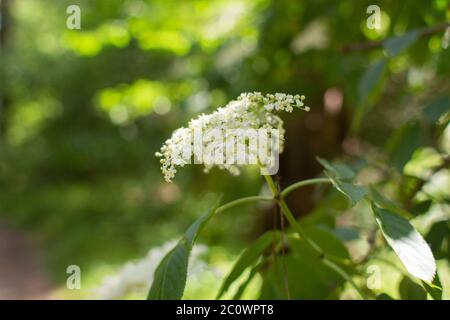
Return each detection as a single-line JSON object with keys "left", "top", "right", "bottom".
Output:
{"left": 0, "top": 0, "right": 449, "bottom": 299}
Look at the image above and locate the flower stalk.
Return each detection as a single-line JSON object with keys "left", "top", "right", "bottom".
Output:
{"left": 263, "top": 174, "right": 368, "bottom": 300}
{"left": 215, "top": 195, "right": 273, "bottom": 214}
{"left": 281, "top": 178, "right": 331, "bottom": 198}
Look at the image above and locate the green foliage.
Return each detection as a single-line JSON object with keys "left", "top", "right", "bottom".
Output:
{"left": 422, "top": 274, "right": 443, "bottom": 300}
{"left": 387, "top": 121, "right": 422, "bottom": 172}
{"left": 232, "top": 262, "right": 263, "bottom": 300}
{"left": 328, "top": 177, "right": 367, "bottom": 206}
{"left": 358, "top": 58, "right": 387, "bottom": 104}
{"left": 384, "top": 30, "right": 420, "bottom": 57}
{"left": 424, "top": 96, "right": 450, "bottom": 123}
{"left": 368, "top": 186, "right": 411, "bottom": 218}
{"left": 259, "top": 226, "right": 351, "bottom": 299}
{"left": 426, "top": 220, "right": 450, "bottom": 260}
{"left": 148, "top": 201, "right": 220, "bottom": 299}
{"left": 1, "top": 0, "right": 449, "bottom": 300}
{"left": 376, "top": 293, "right": 394, "bottom": 300}
{"left": 318, "top": 157, "right": 367, "bottom": 206}
{"left": 147, "top": 240, "right": 190, "bottom": 299}
{"left": 399, "top": 276, "right": 427, "bottom": 300}
{"left": 216, "top": 230, "right": 279, "bottom": 299}
{"left": 353, "top": 58, "right": 387, "bottom": 132}
{"left": 316, "top": 157, "right": 355, "bottom": 181}
{"left": 372, "top": 204, "right": 436, "bottom": 283}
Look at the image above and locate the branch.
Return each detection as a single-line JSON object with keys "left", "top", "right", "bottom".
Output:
{"left": 263, "top": 175, "right": 368, "bottom": 299}
{"left": 281, "top": 178, "right": 331, "bottom": 198}
{"left": 215, "top": 195, "right": 273, "bottom": 213}
{"left": 341, "top": 22, "right": 450, "bottom": 54}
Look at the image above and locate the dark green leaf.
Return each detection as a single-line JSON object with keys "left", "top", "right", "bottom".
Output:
{"left": 423, "top": 95, "right": 450, "bottom": 122}
{"left": 358, "top": 58, "right": 387, "bottom": 103}
{"left": 303, "top": 226, "right": 351, "bottom": 259}
{"left": 425, "top": 220, "right": 450, "bottom": 260}
{"left": 148, "top": 200, "right": 220, "bottom": 300}
{"left": 328, "top": 174, "right": 367, "bottom": 206}
{"left": 317, "top": 158, "right": 366, "bottom": 206}
{"left": 260, "top": 253, "right": 337, "bottom": 299}
{"left": 369, "top": 185, "right": 411, "bottom": 218}
{"left": 372, "top": 204, "right": 436, "bottom": 282}
{"left": 216, "top": 230, "right": 279, "bottom": 299}
{"left": 260, "top": 226, "right": 351, "bottom": 299}
{"left": 147, "top": 241, "right": 190, "bottom": 300}
{"left": 422, "top": 273, "right": 443, "bottom": 300}
{"left": 383, "top": 30, "right": 420, "bottom": 57}
{"left": 387, "top": 121, "right": 422, "bottom": 172}
{"left": 410, "top": 200, "right": 433, "bottom": 216}
{"left": 399, "top": 276, "right": 427, "bottom": 300}
{"left": 352, "top": 58, "right": 387, "bottom": 133}
{"left": 317, "top": 157, "right": 355, "bottom": 180}
{"left": 232, "top": 262, "right": 263, "bottom": 300}
{"left": 376, "top": 293, "right": 394, "bottom": 300}
{"left": 333, "top": 227, "right": 360, "bottom": 242}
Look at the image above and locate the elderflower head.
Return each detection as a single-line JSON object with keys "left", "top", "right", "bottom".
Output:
{"left": 156, "top": 92, "right": 308, "bottom": 182}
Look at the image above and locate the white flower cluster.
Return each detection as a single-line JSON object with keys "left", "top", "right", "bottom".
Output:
{"left": 156, "top": 92, "right": 308, "bottom": 182}
{"left": 94, "top": 241, "right": 208, "bottom": 300}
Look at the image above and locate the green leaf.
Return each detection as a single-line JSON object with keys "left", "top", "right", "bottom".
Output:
{"left": 333, "top": 180, "right": 367, "bottom": 206}
{"left": 260, "top": 254, "right": 340, "bottom": 299}
{"left": 410, "top": 200, "right": 433, "bottom": 216}
{"left": 232, "top": 262, "right": 263, "bottom": 300}
{"left": 302, "top": 226, "right": 351, "bottom": 259}
{"left": 383, "top": 30, "right": 420, "bottom": 57}
{"left": 216, "top": 230, "right": 279, "bottom": 299}
{"left": 358, "top": 58, "right": 387, "bottom": 103}
{"left": 387, "top": 121, "right": 422, "bottom": 172}
{"left": 352, "top": 58, "right": 387, "bottom": 132}
{"left": 333, "top": 227, "right": 360, "bottom": 242}
{"left": 317, "top": 158, "right": 366, "bottom": 206}
{"left": 422, "top": 273, "right": 443, "bottom": 300}
{"left": 260, "top": 226, "right": 351, "bottom": 299}
{"left": 317, "top": 157, "right": 355, "bottom": 180}
{"left": 425, "top": 220, "right": 450, "bottom": 260}
{"left": 368, "top": 185, "right": 411, "bottom": 218}
{"left": 376, "top": 293, "right": 394, "bottom": 300}
{"left": 327, "top": 174, "right": 367, "bottom": 206}
{"left": 147, "top": 240, "right": 190, "bottom": 300}
{"left": 403, "top": 147, "right": 444, "bottom": 180}
{"left": 424, "top": 95, "right": 450, "bottom": 122}
{"left": 148, "top": 200, "right": 220, "bottom": 300}
{"left": 372, "top": 204, "right": 436, "bottom": 282}
{"left": 399, "top": 276, "right": 427, "bottom": 300}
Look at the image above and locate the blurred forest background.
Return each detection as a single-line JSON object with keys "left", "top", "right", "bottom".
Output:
{"left": 0, "top": 0, "right": 449, "bottom": 299}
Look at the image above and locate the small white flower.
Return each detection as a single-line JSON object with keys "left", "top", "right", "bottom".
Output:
{"left": 156, "top": 92, "right": 308, "bottom": 182}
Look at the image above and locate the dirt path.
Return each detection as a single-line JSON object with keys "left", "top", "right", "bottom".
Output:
{"left": 0, "top": 222, "right": 53, "bottom": 299}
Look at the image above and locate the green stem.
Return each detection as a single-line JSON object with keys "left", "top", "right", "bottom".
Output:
{"left": 263, "top": 174, "right": 368, "bottom": 300}
{"left": 215, "top": 195, "right": 273, "bottom": 214}
{"left": 278, "top": 194, "right": 351, "bottom": 266}
{"left": 281, "top": 178, "right": 331, "bottom": 198}
{"left": 263, "top": 175, "right": 323, "bottom": 254}
{"left": 278, "top": 197, "right": 323, "bottom": 253}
